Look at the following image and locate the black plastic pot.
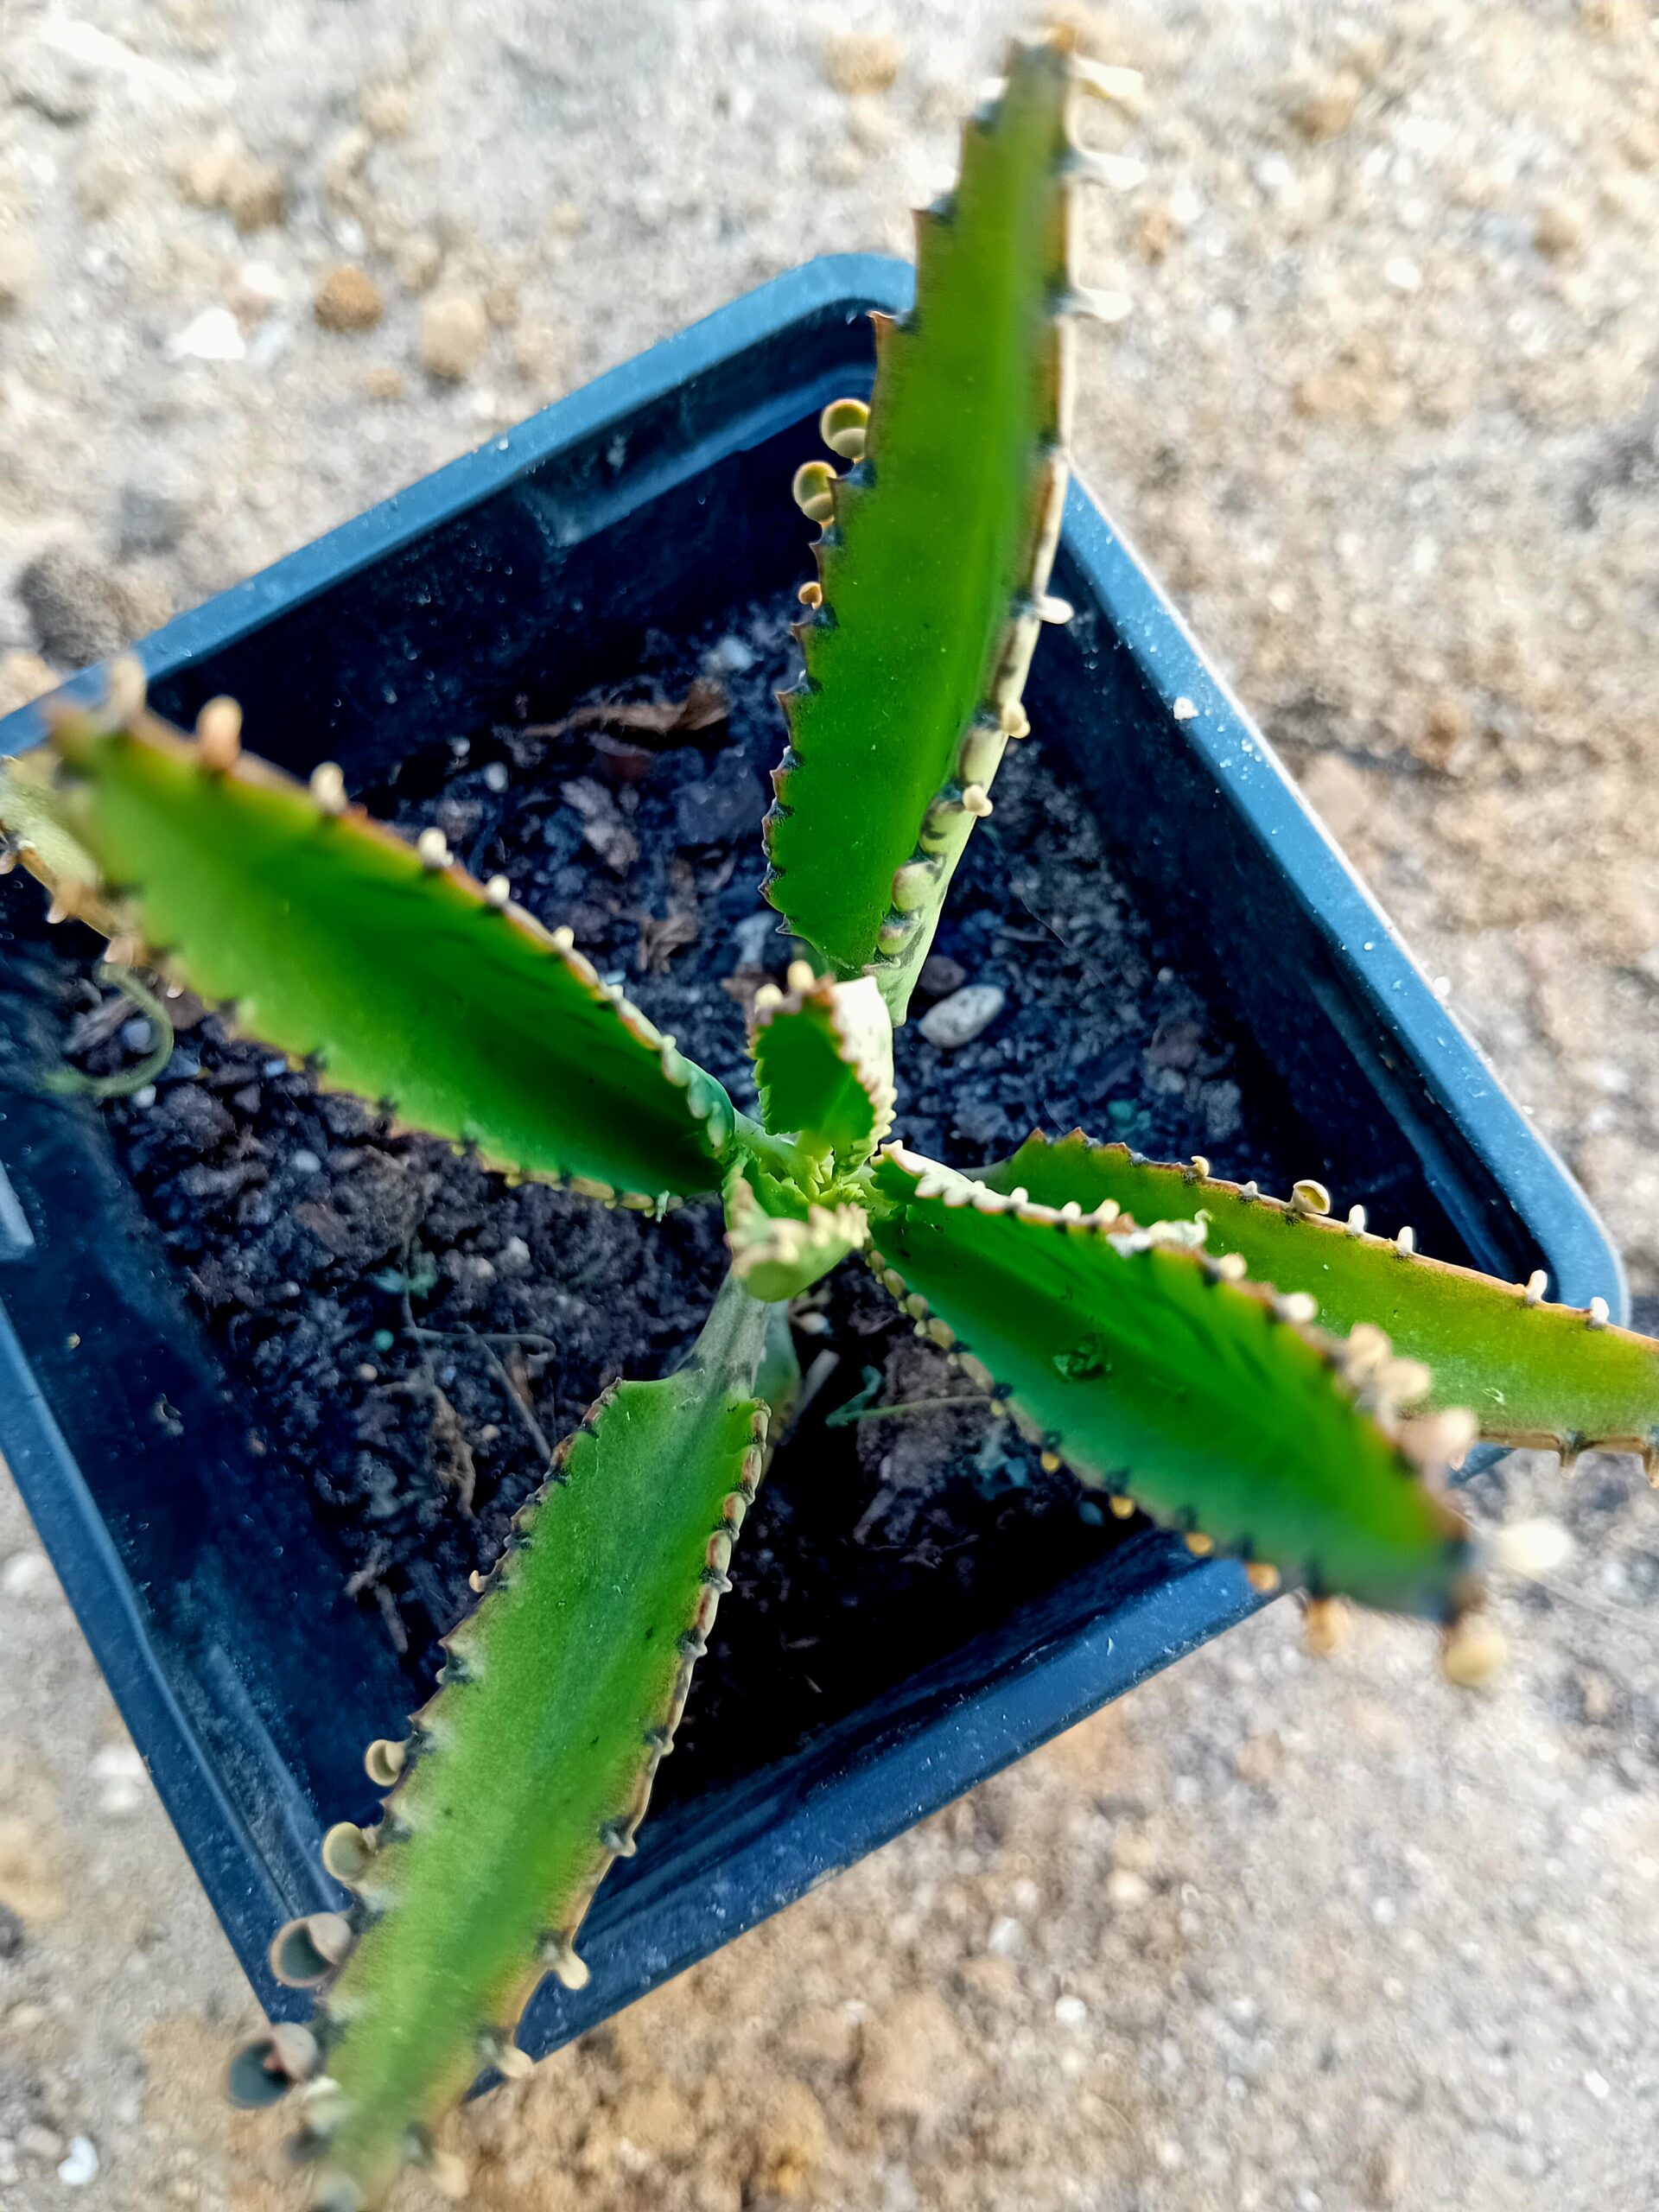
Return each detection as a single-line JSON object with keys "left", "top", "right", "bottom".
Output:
{"left": 0, "top": 256, "right": 1624, "bottom": 2055}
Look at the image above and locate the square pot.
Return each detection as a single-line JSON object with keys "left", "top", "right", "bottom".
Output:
{"left": 0, "top": 255, "right": 1622, "bottom": 2054}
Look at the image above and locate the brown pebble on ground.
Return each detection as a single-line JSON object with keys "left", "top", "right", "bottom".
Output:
{"left": 0, "top": 228, "right": 38, "bottom": 312}
{"left": 1288, "top": 67, "right": 1363, "bottom": 141}
{"left": 1132, "top": 196, "right": 1182, "bottom": 261}
{"left": 1292, "top": 328, "right": 1412, "bottom": 428}
{"left": 1416, "top": 691, "right": 1475, "bottom": 770}
{"left": 855, "top": 1989, "right": 976, "bottom": 2127}
{"left": 1363, "top": 2131, "right": 1411, "bottom": 2206}
{"left": 359, "top": 82, "right": 414, "bottom": 138}
{"left": 0, "top": 1808, "right": 69, "bottom": 1925}
{"left": 1295, "top": 754, "right": 1376, "bottom": 846}
{"left": 823, "top": 31, "right": 904, "bottom": 96}
{"left": 396, "top": 232, "right": 444, "bottom": 292}
{"left": 175, "top": 141, "right": 289, "bottom": 232}
{"left": 1232, "top": 1730, "right": 1287, "bottom": 1787}
{"left": 484, "top": 277, "right": 523, "bottom": 327}
{"left": 419, "top": 289, "right": 491, "bottom": 380}
{"left": 512, "top": 320, "right": 563, "bottom": 394}
{"left": 747, "top": 2077, "right": 830, "bottom": 2198}
{"left": 1534, "top": 195, "right": 1587, "bottom": 259}
{"left": 314, "top": 264, "right": 385, "bottom": 334}
{"left": 957, "top": 1952, "right": 1022, "bottom": 2012}
{"left": 781, "top": 2002, "right": 859, "bottom": 2075}
{"left": 607, "top": 2077, "right": 700, "bottom": 2164}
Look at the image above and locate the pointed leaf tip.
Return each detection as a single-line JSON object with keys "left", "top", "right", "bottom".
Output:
{"left": 765, "top": 38, "right": 1082, "bottom": 1019}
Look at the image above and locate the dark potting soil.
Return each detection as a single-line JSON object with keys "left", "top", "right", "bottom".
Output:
{"left": 13, "top": 596, "right": 1296, "bottom": 1804}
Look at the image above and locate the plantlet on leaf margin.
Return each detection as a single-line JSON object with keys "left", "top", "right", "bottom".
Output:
{"left": 3, "top": 29, "right": 1656, "bottom": 2210}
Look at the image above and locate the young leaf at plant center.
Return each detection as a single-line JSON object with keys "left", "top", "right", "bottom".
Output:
{"left": 8, "top": 680, "right": 739, "bottom": 1204}
{"left": 724, "top": 1165, "right": 868, "bottom": 1303}
{"left": 271, "top": 1275, "right": 774, "bottom": 2211}
{"left": 985, "top": 1134, "right": 1659, "bottom": 1462}
{"left": 765, "top": 36, "right": 1090, "bottom": 1020}
{"left": 868, "top": 1148, "right": 1480, "bottom": 1620}
{"left": 749, "top": 963, "right": 895, "bottom": 1167}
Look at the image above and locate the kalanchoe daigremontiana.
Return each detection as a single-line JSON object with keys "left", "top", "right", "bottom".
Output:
{"left": 3, "top": 32, "right": 1656, "bottom": 2210}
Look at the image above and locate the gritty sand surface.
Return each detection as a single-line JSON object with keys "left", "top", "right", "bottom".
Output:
{"left": 3, "top": 2, "right": 1659, "bottom": 2207}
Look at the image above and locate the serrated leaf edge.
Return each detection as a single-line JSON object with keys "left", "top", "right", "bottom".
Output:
{"left": 21, "top": 685, "right": 735, "bottom": 1207}
{"left": 869, "top": 1144, "right": 1484, "bottom": 1603}
{"left": 1001, "top": 1132, "right": 1659, "bottom": 1464}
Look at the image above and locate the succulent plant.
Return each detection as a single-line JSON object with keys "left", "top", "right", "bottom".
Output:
{"left": 3, "top": 32, "right": 1656, "bottom": 2210}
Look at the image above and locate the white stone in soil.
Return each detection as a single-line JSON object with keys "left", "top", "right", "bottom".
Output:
{"left": 733, "top": 910, "right": 781, "bottom": 966}
{"left": 58, "top": 2138, "right": 99, "bottom": 2187}
{"left": 918, "top": 984, "right": 1005, "bottom": 1049}
{"left": 91, "top": 1742, "right": 148, "bottom": 1815}
{"left": 167, "top": 308, "right": 246, "bottom": 363}
{"left": 704, "top": 633, "right": 756, "bottom": 676}
{"left": 1, "top": 1550, "right": 52, "bottom": 1598}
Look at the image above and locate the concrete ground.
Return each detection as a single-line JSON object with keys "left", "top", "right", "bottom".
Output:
{"left": 3, "top": 2, "right": 1658, "bottom": 2208}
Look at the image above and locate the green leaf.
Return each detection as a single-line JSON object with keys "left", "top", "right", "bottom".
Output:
{"left": 868, "top": 1147, "right": 1479, "bottom": 1620}
{"left": 750, "top": 967, "right": 894, "bottom": 1166}
{"left": 986, "top": 1133, "right": 1659, "bottom": 1460}
{"left": 295, "top": 1274, "right": 772, "bottom": 2209}
{"left": 17, "top": 692, "right": 736, "bottom": 1203}
{"left": 764, "top": 37, "right": 1082, "bottom": 1021}
{"left": 0, "top": 749, "right": 116, "bottom": 925}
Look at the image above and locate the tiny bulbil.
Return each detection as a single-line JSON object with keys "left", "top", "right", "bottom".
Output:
{"left": 3, "top": 35, "right": 1656, "bottom": 2210}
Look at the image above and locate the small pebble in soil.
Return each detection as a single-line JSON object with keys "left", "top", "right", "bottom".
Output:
{"left": 732, "top": 909, "right": 782, "bottom": 966}
{"left": 57, "top": 2138, "right": 99, "bottom": 2187}
{"left": 704, "top": 632, "right": 756, "bottom": 676}
{"left": 918, "top": 983, "right": 1006, "bottom": 1049}
{"left": 916, "top": 954, "right": 966, "bottom": 999}
{"left": 1, "top": 1550, "right": 51, "bottom": 1599}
